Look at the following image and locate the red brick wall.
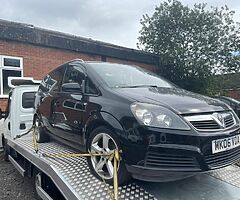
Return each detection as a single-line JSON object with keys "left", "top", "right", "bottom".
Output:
{"left": 0, "top": 40, "right": 102, "bottom": 80}
{"left": 0, "top": 99, "right": 7, "bottom": 110}
{"left": 225, "top": 90, "right": 240, "bottom": 100}
{"left": 0, "top": 40, "right": 156, "bottom": 109}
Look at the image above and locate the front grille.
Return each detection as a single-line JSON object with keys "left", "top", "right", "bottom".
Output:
{"left": 184, "top": 112, "right": 236, "bottom": 131}
{"left": 145, "top": 150, "right": 199, "bottom": 171}
{"left": 224, "top": 114, "right": 235, "bottom": 127}
{"left": 205, "top": 146, "right": 240, "bottom": 169}
{"left": 190, "top": 120, "right": 220, "bottom": 130}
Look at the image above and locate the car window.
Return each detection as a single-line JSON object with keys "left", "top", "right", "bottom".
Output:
{"left": 39, "top": 65, "right": 65, "bottom": 93}
{"left": 86, "top": 78, "right": 98, "bottom": 95}
{"left": 88, "top": 63, "right": 173, "bottom": 88}
{"left": 39, "top": 74, "right": 57, "bottom": 93}
{"left": 62, "top": 65, "right": 85, "bottom": 91}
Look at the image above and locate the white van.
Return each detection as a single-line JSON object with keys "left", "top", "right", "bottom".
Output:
{"left": 0, "top": 78, "right": 40, "bottom": 150}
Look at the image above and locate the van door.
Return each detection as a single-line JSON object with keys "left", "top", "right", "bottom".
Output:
{"left": 10, "top": 87, "right": 38, "bottom": 139}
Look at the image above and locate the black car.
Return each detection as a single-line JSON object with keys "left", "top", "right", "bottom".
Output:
{"left": 35, "top": 59, "right": 240, "bottom": 185}
{"left": 213, "top": 96, "right": 240, "bottom": 118}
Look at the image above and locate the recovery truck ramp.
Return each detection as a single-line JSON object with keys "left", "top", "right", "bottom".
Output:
{"left": 5, "top": 134, "right": 240, "bottom": 200}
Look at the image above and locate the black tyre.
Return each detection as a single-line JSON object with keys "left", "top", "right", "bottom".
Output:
{"left": 33, "top": 168, "right": 64, "bottom": 200}
{"left": 34, "top": 170, "right": 43, "bottom": 200}
{"left": 34, "top": 116, "right": 49, "bottom": 143}
{"left": 3, "top": 139, "right": 9, "bottom": 161}
{"left": 87, "top": 126, "right": 131, "bottom": 186}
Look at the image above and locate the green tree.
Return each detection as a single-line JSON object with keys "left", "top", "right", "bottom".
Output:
{"left": 138, "top": 0, "right": 240, "bottom": 94}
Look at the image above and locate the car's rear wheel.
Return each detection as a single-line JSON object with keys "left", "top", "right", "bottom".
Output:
{"left": 87, "top": 126, "right": 131, "bottom": 186}
{"left": 34, "top": 116, "right": 49, "bottom": 143}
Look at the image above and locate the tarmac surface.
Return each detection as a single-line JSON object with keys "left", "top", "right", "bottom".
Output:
{"left": 0, "top": 151, "right": 36, "bottom": 200}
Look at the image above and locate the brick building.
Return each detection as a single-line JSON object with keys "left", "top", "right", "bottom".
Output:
{"left": 225, "top": 89, "right": 240, "bottom": 101}
{"left": 218, "top": 73, "right": 240, "bottom": 100}
{"left": 0, "top": 19, "right": 159, "bottom": 109}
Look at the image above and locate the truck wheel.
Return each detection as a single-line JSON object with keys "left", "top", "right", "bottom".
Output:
{"left": 34, "top": 116, "right": 49, "bottom": 143}
{"left": 34, "top": 172, "right": 43, "bottom": 200}
{"left": 87, "top": 126, "right": 131, "bottom": 186}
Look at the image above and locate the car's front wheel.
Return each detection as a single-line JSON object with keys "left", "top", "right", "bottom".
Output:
{"left": 87, "top": 126, "right": 131, "bottom": 186}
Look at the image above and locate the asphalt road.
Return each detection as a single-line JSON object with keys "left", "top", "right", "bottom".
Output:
{"left": 0, "top": 151, "right": 36, "bottom": 200}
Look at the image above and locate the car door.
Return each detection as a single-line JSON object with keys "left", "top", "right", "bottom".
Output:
{"left": 51, "top": 63, "right": 87, "bottom": 145}
{"left": 37, "top": 64, "right": 66, "bottom": 135}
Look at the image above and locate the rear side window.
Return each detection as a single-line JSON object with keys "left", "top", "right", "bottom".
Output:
{"left": 39, "top": 74, "right": 57, "bottom": 93}
{"left": 39, "top": 65, "right": 65, "bottom": 93}
{"left": 22, "top": 92, "right": 36, "bottom": 109}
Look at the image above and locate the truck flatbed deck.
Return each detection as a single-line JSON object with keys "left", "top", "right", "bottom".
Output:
{"left": 6, "top": 133, "right": 240, "bottom": 200}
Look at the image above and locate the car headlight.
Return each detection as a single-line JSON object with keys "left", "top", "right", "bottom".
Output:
{"left": 130, "top": 102, "right": 190, "bottom": 130}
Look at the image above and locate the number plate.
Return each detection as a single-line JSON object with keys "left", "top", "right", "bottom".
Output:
{"left": 212, "top": 134, "right": 240, "bottom": 154}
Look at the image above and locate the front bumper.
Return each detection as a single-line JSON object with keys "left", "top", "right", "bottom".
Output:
{"left": 126, "top": 164, "right": 201, "bottom": 182}
{"left": 123, "top": 126, "right": 240, "bottom": 182}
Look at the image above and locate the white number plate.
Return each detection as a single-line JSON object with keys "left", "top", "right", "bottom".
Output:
{"left": 212, "top": 134, "right": 240, "bottom": 154}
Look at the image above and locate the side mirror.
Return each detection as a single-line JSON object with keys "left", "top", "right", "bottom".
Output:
{"left": 0, "top": 108, "right": 6, "bottom": 120}
{"left": 62, "top": 82, "right": 82, "bottom": 93}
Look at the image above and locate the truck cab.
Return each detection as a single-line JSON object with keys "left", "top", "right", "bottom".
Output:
{"left": 0, "top": 77, "right": 40, "bottom": 148}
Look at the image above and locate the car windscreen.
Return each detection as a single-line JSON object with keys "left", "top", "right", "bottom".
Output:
{"left": 22, "top": 92, "right": 36, "bottom": 109}
{"left": 88, "top": 63, "right": 174, "bottom": 88}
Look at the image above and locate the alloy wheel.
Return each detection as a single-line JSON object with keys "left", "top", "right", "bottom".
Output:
{"left": 90, "top": 133, "right": 119, "bottom": 180}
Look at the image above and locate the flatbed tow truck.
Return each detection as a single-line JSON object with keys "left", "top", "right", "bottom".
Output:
{"left": 1, "top": 78, "right": 240, "bottom": 200}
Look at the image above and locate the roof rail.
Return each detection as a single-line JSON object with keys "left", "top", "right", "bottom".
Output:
{"left": 72, "top": 59, "right": 84, "bottom": 62}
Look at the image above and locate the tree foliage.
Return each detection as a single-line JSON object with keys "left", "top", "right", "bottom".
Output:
{"left": 138, "top": 0, "right": 240, "bottom": 94}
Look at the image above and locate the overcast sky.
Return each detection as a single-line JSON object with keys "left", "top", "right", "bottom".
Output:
{"left": 0, "top": 0, "right": 239, "bottom": 49}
